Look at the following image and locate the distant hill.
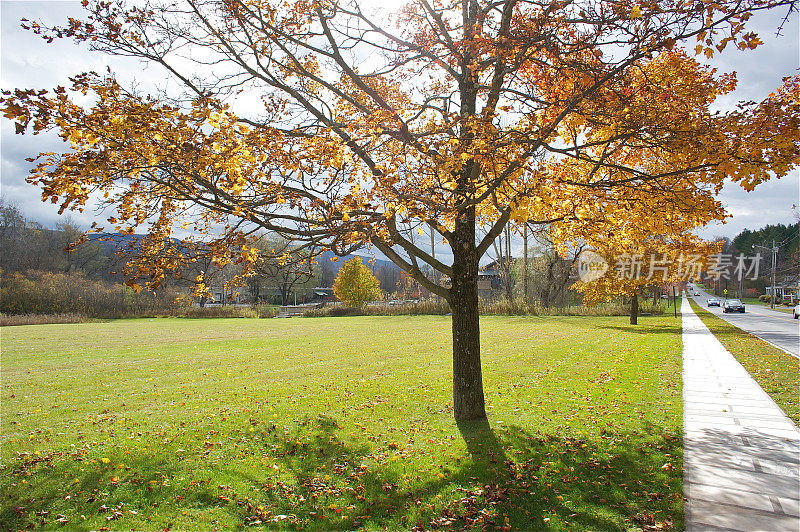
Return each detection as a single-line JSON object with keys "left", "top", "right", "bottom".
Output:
{"left": 85, "top": 233, "right": 401, "bottom": 275}
{"left": 316, "top": 250, "right": 400, "bottom": 274}
{"left": 86, "top": 232, "right": 145, "bottom": 255}
{"left": 732, "top": 222, "right": 798, "bottom": 256}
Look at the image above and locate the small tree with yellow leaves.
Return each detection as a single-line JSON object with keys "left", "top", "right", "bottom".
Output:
{"left": 332, "top": 258, "right": 381, "bottom": 308}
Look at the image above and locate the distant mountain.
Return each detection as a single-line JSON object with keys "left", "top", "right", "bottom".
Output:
{"left": 85, "top": 232, "right": 145, "bottom": 255}
{"left": 85, "top": 233, "right": 401, "bottom": 274}
{"left": 316, "top": 250, "right": 400, "bottom": 274}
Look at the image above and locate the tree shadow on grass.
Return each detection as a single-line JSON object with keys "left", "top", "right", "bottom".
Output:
{"left": 494, "top": 423, "right": 683, "bottom": 530}
{"left": 0, "top": 449, "right": 224, "bottom": 531}
{"left": 1, "top": 416, "right": 683, "bottom": 531}
{"left": 214, "top": 414, "right": 458, "bottom": 529}
{"left": 441, "top": 420, "right": 683, "bottom": 531}
{"left": 1, "top": 415, "right": 451, "bottom": 530}
{"left": 598, "top": 324, "right": 683, "bottom": 335}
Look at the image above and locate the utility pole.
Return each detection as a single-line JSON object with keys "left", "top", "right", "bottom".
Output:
{"left": 753, "top": 241, "right": 779, "bottom": 309}
{"left": 738, "top": 267, "right": 743, "bottom": 299}
{"left": 505, "top": 224, "right": 512, "bottom": 301}
{"left": 431, "top": 227, "right": 436, "bottom": 281}
{"left": 431, "top": 227, "right": 440, "bottom": 300}
{"left": 771, "top": 239, "right": 777, "bottom": 309}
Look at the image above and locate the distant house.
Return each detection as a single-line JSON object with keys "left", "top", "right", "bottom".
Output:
{"left": 307, "top": 288, "right": 336, "bottom": 303}
{"left": 478, "top": 259, "right": 509, "bottom": 296}
{"left": 438, "top": 263, "right": 502, "bottom": 295}
{"left": 766, "top": 277, "right": 799, "bottom": 302}
{"left": 207, "top": 285, "right": 246, "bottom": 305}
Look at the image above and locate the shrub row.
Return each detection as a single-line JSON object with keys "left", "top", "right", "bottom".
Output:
{"left": 743, "top": 288, "right": 761, "bottom": 299}
{"left": 481, "top": 299, "right": 668, "bottom": 316}
{"left": 304, "top": 299, "right": 668, "bottom": 317}
{"left": 0, "top": 269, "right": 186, "bottom": 318}
{"left": 0, "top": 313, "right": 88, "bottom": 327}
{"left": 2, "top": 269, "right": 672, "bottom": 322}
{"left": 185, "top": 305, "right": 278, "bottom": 319}
{"left": 303, "top": 299, "right": 450, "bottom": 317}
{"left": 758, "top": 294, "right": 796, "bottom": 305}
{"left": 1, "top": 306, "right": 280, "bottom": 326}
{"left": 0, "top": 270, "right": 284, "bottom": 323}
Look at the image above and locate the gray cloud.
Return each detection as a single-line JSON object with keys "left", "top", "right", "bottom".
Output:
{"left": 697, "top": 176, "right": 799, "bottom": 240}
{"left": 695, "top": 7, "right": 800, "bottom": 239}
{"left": 1, "top": 1, "right": 166, "bottom": 228}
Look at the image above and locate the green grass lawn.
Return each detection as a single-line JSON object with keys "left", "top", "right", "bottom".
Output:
{"left": 2, "top": 314, "right": 683, "bottom": 530}
{"left": 689, "top": 300, "right": 799, "bottom": 425}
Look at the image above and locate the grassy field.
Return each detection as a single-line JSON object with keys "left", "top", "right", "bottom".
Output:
{"left": 2, "top": 313, "right": 683, "bottom": 530}
{"left": 689, "top": 300, "right": 799, "bottom": 425}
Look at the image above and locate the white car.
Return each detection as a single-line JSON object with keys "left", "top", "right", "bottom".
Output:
{"left": 794, "top": 304, "right": 799, "bottom": 319}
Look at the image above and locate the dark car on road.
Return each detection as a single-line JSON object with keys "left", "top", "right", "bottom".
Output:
{"left": 723, "top": 299, "right": 745, "bottom": 313}
{"left": 707, "top": 298, "right": 720, "bottom": 307}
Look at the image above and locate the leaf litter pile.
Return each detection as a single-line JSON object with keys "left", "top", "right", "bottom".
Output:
{"left": 2, "top": 314, "right": 683, "bottom": 530}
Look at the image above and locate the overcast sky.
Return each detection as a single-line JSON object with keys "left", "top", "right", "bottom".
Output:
{"left": 1, "top": 0, "right": 798, "bottom": 257}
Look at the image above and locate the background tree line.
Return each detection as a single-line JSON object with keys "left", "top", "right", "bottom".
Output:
{"left": 3, "top": 196, "right": 796, "bottom": 317}
{"left": 0, "top": 199, "right": 188, "bottom": 318}
{"left": 706, "top": 221, "right": 799, "bottom": 299}
{"left": 0, "top": 200, "right": 406, "bottom": 315}
{"left": 0, "top": 200, "right": 109, "bottom": 279}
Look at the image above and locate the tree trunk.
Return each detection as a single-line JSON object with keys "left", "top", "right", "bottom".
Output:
{"left": 449, "top": 208, "right": 487, "bottom": 421}
{"left": 281, "top": 284, "right": 290, "bottom": 306}
{"left": 630, "top": 291, "right": 639, "bottom": 325}
{"left": 673, "top": 286, "right": 677, "bottom": 317}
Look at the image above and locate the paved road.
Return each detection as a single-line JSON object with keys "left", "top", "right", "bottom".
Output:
{"left": 688, "top": 284, "right": 799, "bottom": 358}
{"left": 681, "top": 298, "right": 799, "bottom": 531}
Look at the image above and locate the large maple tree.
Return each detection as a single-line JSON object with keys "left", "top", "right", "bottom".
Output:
{"left": 3, "top": 0, "right": 798, "bottom": 420}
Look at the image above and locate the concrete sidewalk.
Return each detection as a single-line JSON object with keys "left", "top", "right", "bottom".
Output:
{"left": 682, "top": 297, "right": 800, "bottom": 531}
